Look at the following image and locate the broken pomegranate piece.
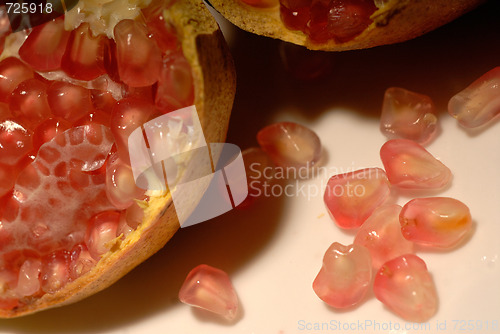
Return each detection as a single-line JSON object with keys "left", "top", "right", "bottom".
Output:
{"left": 179, "top": 264, "right": 239, "bottom": 321}
{"left": 374, "top": 254, "right": 438, "bottom": 322}
{"left": 313, "top": 242, "right": 372, "bottom": 308}
{"left": 257, "top": 121, "right": 321, "bottom": 168}
{"left": 400, "top": 197, "right": 472, "bottom": 248}
{"left": 380, "top": 87, "right": 437, "bottom": 144}
{"left": 380, "top": 139, "right": 452, "bottom": 189}
{"left": 324, "top": 168, "right": 390, "bottom": 229}
{"left": 354, "top": 205, "right": 414, "bottom": 270}
{"left": 448, "top": 67, "right": 500, "bottom": 128}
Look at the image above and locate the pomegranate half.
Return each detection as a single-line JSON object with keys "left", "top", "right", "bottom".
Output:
{"left": 0, "top": 0, "right": 235, "bottom": 317}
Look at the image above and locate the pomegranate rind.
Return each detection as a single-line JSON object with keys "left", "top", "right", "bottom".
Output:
{"left": 208, "top": 0, "right": 484, "bottom": 51}
{"left": 0, "top": 0, "right": 235, "bottom": 318}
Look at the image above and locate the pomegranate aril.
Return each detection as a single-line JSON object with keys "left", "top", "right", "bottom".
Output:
{"left": 9, "top": 79, "right": 51, "bottom": 129}
{"left": 324, "top": 168, "right": 390, "bottom": 229}
{"left": 40, "top": 251, "right": 70, "bottom": 294}
{"left": 0, "top": 164, "right": 15, "bottom": 197}
{"left": 448, "top": 67, "right": 500, "bottom": 128}
{"left": 73, "top": 109, "right": 111, "bottom": 128}
{"left": 91, "top": 89, "right": 116, "bottom": 112}
{"left": 114, "top": 19, "right": 162, "bottom": 87}
{"left": 0, "top": 120, "right": 33, "bottom": 166}
{"left": 354, "top": 205, "right": 414, "bottom": 269}
{"left": 61, "top": 23, "right": 108, "bottom": 81}
{"left": 69, "top": 244, "right": 96, "bottom": 280}
{"left": 0, "top": 57, "right": 34, "bottom": 103}
{"left": 400, "top": 197, "right": 472, "bottom": 248}
{"left": 47, "top": 81, "right": 93, "bottom": 123}
{"left": 32, "top": 117, "right": 71, "bottom": 151}
{"left": 380, "top": 87, "right": 437, "bottom": 144}
{"left": 15, "top": 257, "right": 42, "bottom": 297}
{"left": 179, "top": 264, "right": 239, "bottom": 321}
{"left": 155, "top": 52, "right": 195, "bottom": 112}
{"left": 380, "top": 139, "right": 452, "bottom": 189}
{"left": 18, "top": 17, "right": 70, "bottom": 72}
{"left": 313, "top": 242, "right": 372, "bottom": 308}
{"left": 145, "top": 7, "right": 180, "bottom": 53}
{"left": 280, "top": 4, "right": 310, "bottom": 31}
{"left": 85, "top": 211, "right": 120, "bottom": 260}
{"left": 240, "top": 0, "right": 279, "bottom": 8}
{"left": 325, "top": 0, "right": 376, "bottom": 43}
{"left": 257, "top": 121, "right": 321, "bottom": 168}
{"left": 0, "top": 102, "right": 10, "bottom": 120}
{"left": 374, "top": 254, "right": 438, "bottom": 322}
{"left": 110, "top": 97, "right": 154, "bottom": 163}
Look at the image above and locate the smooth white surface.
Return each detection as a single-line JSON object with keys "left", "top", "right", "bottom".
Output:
{"left": 1, "top": 2, "right": 499, "bottom": 334}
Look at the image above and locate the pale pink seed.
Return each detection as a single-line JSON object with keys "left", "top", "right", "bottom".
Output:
{"left": 400, "top": 197, "right": 472, "bottom": 248}
{"left": 69, "top": 244, "right": 96, "bottom": 280}
{"left": 380, "top": 87, "right": 437, "bottom": 144}
{"left": 374, "top": 254, "right": 438, "bottom": 322}
{"left": 324, "top": 168, "right": 390, "bottom": 229}
{"left": 85, "top": 211, "right": 120, "bottom": 260}
{"left": 448, "top": 67, "right": 500, "bottom": 128}
{"left": 15, "top": 258, "right": 41, "bottom": 297}
{"left": 313, "top": 243, "right": 372, "bottom": 308}
{"left": 354, "top": 205, "right": 414, "bottom": 270}
{"left": 40, "top": 251, "right": 70, "bottom": 293}
{"left": 179, "top": 264, "right": 239, "bottom": 321}
{"left": 380, "top": 139, "right": 452, "bottom": 189}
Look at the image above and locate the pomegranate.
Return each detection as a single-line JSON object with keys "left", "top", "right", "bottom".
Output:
{"left": 0, "top": 0, "right": 235, "bottom": 317}
{"left": 208, "top": 0, "right": 485, "bottom": 51}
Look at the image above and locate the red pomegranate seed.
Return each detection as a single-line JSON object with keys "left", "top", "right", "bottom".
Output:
{"left": 279, "top": 0, "right": 311, "bottom": 31}
{"left": 9, "top": 79, "right": 51, "bottom": 130}
{"left": 69, "top": 243, "right": 96, "bottom": 280}
{"left": 374, "top": 254, "right": 438, "bottom": 322}
{"left": 110, "top": 97, "right": 154, "bottom": 163}
{"left": 257, "top": 121, "right": 321, "bottom": 168}
{"left": 155, "top": 52, "right": 194, "bottom": 112}
{"left": 73, "top": 109, "right": 111, "bottom": 128}
{"left": 0, "top": 119, "right": 33, "bottom": 166}
{"left": 380, "top": 139, "right": 452, "bottom": 189}
{"left": 179, "top": 264, "right": 239, "bottom": 321}
{"left": 324, "top": 168, "right": 390, "bottom": 229}
{"left": 380, "top": 87, "right": 438, "bottom": 144}
{"left": 32, "top": 117, "right": 71, "bottom": 152}
{"left": 448, "top": 67, "right": 500, "bottom": 128}
{"left": 47, "top": 81, "right": 93, "bottom": 123}
{"left": 61, "top": 23, "right": 108, "bottom": 80}
{"left": 15, "top": 257, "right": 42, "bottom": 297}
{"left": 354, "top": 205, "right": 414, "bottom": 269}
{"left": 85, "top": 211, "right": 120, "bottom": 260}
{"left": 144, "top": 7, "right": 179, "bottom": 53}
{"left": 0, "top": 57, "right": 34, "bottom": 103}
{"left": 91, "top": 89, "right": 116, "bottom": 113}
{"left": 0, "top": 164, "right": 15, "bottom": 197}
{"left": 103, "top": 39, "right": 121, "bottom": 82}
{"left": 18, "top": 17, "right": 71, "bottom": 72}
{"left": 0, "top": 102, "right": 11, "bottom": 120}
{"left": 114, "top": 19, "right": 162, "bottom": 87}
{"left": 40, "top": 250, "right": 70, "bottom": 293}
{"left": 400, "top": 197, "right": 472, "bottom": 248}
{"left": 313, "top": 242, "right": 372, "bottom": 308}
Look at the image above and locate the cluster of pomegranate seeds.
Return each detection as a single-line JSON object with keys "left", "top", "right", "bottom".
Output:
{"left": 257, "top": 121, "right": 321, "bottom": 169}
{"left": 0, "top": 2, "right": 196, "bottom": 309}
{"left": 374, "top": 254, "right": 438, "bottom": 322}
{"left": 400, "top": 197, "right": 472, "bottom": 248}
{"left": 279, "top": 0, "right": 377, "bottom": 43}
{"left": 448, "top": 67, "right": 500, "bottom": 128}
{"left": 323, "top": 168, "right": 390, "bottom": 229}
{"left": 380, "top": 87, "right": 437, "bottom": 144}
{"left": 179, "top": 264, "right": 239, "bottom": 321}
{"left": 312, "top": 242, "right": 372, "bottom": 308}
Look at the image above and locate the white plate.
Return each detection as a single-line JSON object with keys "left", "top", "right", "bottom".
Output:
{"left": 1, "top": 2, "right": 499, "bottom": 333}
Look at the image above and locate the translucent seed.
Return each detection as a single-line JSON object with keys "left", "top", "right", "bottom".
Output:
{"left": 324, "top": 168, "right": 390, "bottom": 229}
{"left": 32, "top": 117, "right": 71, "bottom": 152}
{"left": 85, "top": 211, "right": 120, "bottom": 260}
{"left": 61, "top": 23, "right": 108, "bottom": 81}
{"left": 0, "top": 164, "right": 15, "bottom": 197}
{"left": 15, "top": 257, "right": 42, "bottom": 297}
{"left": 374, "top": 254, "right": 438, "bottom": 322}
{"left": 380, "top": 139, "right": 452, "bottom": 189}
{"left": 40, "top": 251, "right": 70, "bottom": 294}
{"left": 47, "top": 81, "right": 93, "bottom": 123}
{"left": 179, "top": 264, "right": 239, "bottom": 321}
{"left": 10, "top": 79, "right": 51, "bottom": 130}
{"left": 69, "top": 244, "right": 96, "bottom": 280}
{"left": 400, "top": 197, "right": 472, "bottom": 248}
{"left": 0, "top": 102, "right": 10, "bottom": 120}
{"left": 257, "top": 122, "right": 321, "bottom": 168}
{"left": 240, "top": 0, "right": 279, "bottom": 8}
{"left": 354, "top": 205, "right": 414, "bottom": 269}
{"left": 144, "top": 6, "right": 179, "bottom": 53}
{"left": 0, "top": 120, "right": 33, "bottom": 166}
{"left": 448, "top": 67, "right": 500, "bottom": 128}
{"left": 114, "top": 19, "right": 162, "bottom": 87}
{"left": 279, "top": 2, "right": 310, "bottom": 32}
{"left": 91, "top": 89, "right": 116, "bottom": 113}
{"left": 380, "top": 87, "right": 437, "bottom": 144}
{"left": 18, "top": 17, "right": 71, "bottom": 72}
{"left": 313, "top": 242, "right": 372, "bottom": 308}
{"left": 0, "top": 57, "right": 34, "bottom": 103}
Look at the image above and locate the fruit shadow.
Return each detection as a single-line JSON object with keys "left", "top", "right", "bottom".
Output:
{"left": 0, "top": 195, "right": 285, "bottom": 333}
